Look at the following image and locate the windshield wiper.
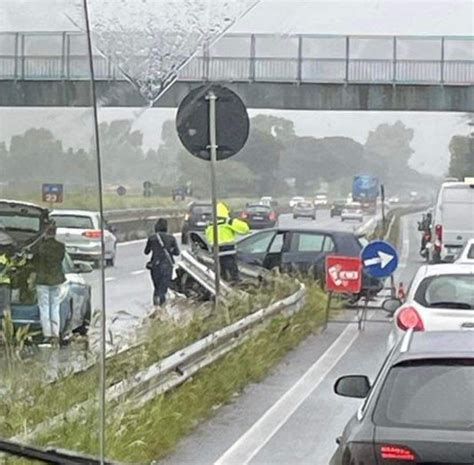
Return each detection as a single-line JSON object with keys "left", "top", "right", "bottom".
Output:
{"left": 0, "top": 439, "right": 114, "bottom": 464}
{"left": 429, "top": 301, "right": 472, "bottom": 310}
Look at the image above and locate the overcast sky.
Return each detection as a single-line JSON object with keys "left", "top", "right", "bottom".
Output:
{"left": 1, "top": 0, "right": 472, "bottom": 176}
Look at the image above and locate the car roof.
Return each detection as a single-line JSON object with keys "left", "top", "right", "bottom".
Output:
{"left": 50, "top": 209, "right": 98, "bottom": 217}
{"left": 0, "top": 199, "right": 48, "bottom": 213}
{"left": 242, "top": 227, "right": 357, "bottom": 237}
{"left": 414, "top": 263, "right": 474, "bottom": 278}
{"left": 394, "top": 331, "right": 474, "bottom": 364}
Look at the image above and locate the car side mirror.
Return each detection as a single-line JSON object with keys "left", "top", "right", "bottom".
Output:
{"left": 74, "top": 261, "right": 94, "bottom": 274}
{"left": 382, "top": 298, "right": 402, "bottom": 314}
{"left": 334, "top": 375, "right": 371, "bottom": 398}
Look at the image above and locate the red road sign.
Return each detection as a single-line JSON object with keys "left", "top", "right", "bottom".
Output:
{"left": 326, "top": 256, "right": 362, "bottom": 294}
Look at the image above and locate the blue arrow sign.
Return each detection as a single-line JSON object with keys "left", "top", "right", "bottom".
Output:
{"left": 361, "top": 240, "right": 398, "bottom": 278}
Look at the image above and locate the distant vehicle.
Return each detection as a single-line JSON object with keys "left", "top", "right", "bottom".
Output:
{"left": 409, "top": 190, "right": 419, "bottom": 202}
{"left": 0, "top": 200, "right": 93, "bottom": 337}
{"left": 455, "top": 238, "right": 474, "bottom": 264}
{"left": 388, "top": 195, "right": 400, "bottom": 204}
{"left": 240, "top": 204, "right": 277, "bottom": 230}
{"left": 293, "top": 200, "right": 316, "bottom": 220}
{"left": 181, "top": 202, "right": 212, "bottom": 245}
{"left": 50, "top": 210, "right": 117, "bottom": 267}
{"left": 289, "top": 196, "right": 305, "bottom": 208}
{"left": 313, "top": 193, "right": 328, "bottom": 208}
{"left": 331, "top": 330, "right": 474, "bottom": 465}
{"left": 352, "top": 174, "right": 379, "bottom": 212}
{"left": 428, "top": 180, "right": 474, "bottom": 263}
{"left": 260, "top": 196, "right": 278, "bottom": 208}
{"left": 235, "top": 227, "right": 383, "bottom": 297}
{"left": 341, "top": 202, "right": 363, "bottom": 222}
{"left": 329, "top": 200, "right": 346, "bottom": 217}
{"left": 383, "top": 263, "right": 474, "bottom": 349}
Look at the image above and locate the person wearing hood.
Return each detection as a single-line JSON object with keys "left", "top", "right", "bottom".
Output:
{"left": 205, "top": 202, "right": 250, "bottom": 282}
{"left": 145, "top": 218, "right": 180, "bottom": 307}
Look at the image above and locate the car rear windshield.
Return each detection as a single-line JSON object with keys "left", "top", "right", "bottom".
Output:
{"left": 0, "top": 215, "right": 40, "bottom": 232}
{"left": 296, "top": 202, "right": 312, "bottom": 208}
{"left": 52, "top": 215, "right": 94, "bottom": 229}
{"left": 248, "top": 205, "right": 270, "bottom": 213}
{"left": 191, "top": 205, "right": 212, "bottom": 215}
{"left": 414, "top": 274, "right": 474, "bottom": 310}
{"left": 374, "top": 359, "right": 474, "bottom": 430}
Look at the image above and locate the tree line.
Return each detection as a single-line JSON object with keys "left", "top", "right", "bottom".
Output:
{"left": 449, "top": 114, "right": 473, "bottom": 180}
{"left": 0, "top": 115, "right": 423, "bottom": 198}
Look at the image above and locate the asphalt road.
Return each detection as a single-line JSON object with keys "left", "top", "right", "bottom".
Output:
{"left": 85, "top": 209, "right": 372, "bottom": 341}
{"left": 158, "top": 213, "right": 422, "bottom": 465}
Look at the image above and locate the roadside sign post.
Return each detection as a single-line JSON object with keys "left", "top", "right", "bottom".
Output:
{"left": 176, "top": 84, "right": 250, "bottom": 314}
{"left": 206, "top": 90, "right": 221, "bottom": 301}
{"left": 380, "top": 184, "right": 386, "bottom": 235}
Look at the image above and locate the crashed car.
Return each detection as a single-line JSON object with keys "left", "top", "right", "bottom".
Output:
{"left": 0, "top": 200, "right": 93, "bottom": 337}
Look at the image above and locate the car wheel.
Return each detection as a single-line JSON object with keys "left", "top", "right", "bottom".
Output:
{"left": 181, "top": 232, "right": 188, "bottom": 245}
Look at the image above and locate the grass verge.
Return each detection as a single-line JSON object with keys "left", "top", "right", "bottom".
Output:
{"left": 35, "top": 280, "right": 327, "bottom": 462}
{"left": 0, "top": 276, "right": 297, "bottom": 438}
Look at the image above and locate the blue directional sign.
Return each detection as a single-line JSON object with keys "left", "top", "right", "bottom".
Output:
{"left": 361, "top": 240, "right": 398, "bottom": 278}
{"left": 42, "top": 183, "right": 64, "bottom": 203}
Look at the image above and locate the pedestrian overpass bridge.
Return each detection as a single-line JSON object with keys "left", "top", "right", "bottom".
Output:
{"left": 0, "top": 32, "right": 473, "bottom": 111}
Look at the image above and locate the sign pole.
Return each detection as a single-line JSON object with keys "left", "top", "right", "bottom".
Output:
{"left": 207, "top": 90, "right": 221, "bottom": 307}
{"left": 380, "top": 184, "right": 386, "bottom": 236}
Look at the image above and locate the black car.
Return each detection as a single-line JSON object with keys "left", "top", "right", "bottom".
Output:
{"left": 331, "top": 330, "right": 474, "bottom": 465}
{"left": 240, "top": 204, "right": 277, "bottom": 230}
{"left": 181, "top": 202, "right": 212, "bottom": 245}
{"left": 330, "top": 200, "right": 346, "bottom": 217}
{"left": 235, "top": 228, "right": 382, "bottom": 295}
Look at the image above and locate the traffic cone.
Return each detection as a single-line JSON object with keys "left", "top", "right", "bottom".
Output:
{"left": 397, "top": 282, "right": 406, "bottom": 300}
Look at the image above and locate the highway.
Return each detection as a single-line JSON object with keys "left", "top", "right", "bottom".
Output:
{"left": 158, "top": 213, "right": 421, "bottom": 465}
{"left": 85, "top": 209, "right": 374, "bottom": 343}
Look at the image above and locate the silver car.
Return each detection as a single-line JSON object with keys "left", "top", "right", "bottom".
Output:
{"left": 293, "top": 201, "right": 316, "bottom": 220}
{"left": 341, "top": 203, "right": 363, "bottom": 222}
{"left": 50, "top": 210, "right": 117, "bottom": 266}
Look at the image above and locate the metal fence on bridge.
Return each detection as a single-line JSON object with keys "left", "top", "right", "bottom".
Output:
{"left": 0, "top": 32, "right": 473, "bottom": 85}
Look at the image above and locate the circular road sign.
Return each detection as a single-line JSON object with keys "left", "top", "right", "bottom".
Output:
{"left": 361, "top": 240, "right": 399, "bottom": 278}
{"left": 116, "top": 185, "right": 127, "bottom": 196}
{"left": 176, "top": 84, "right": 250, "bottom": 162}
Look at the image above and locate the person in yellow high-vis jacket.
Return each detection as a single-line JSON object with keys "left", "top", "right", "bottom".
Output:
{"left": 205, "top": 202, "right": 249, "bottom": 282}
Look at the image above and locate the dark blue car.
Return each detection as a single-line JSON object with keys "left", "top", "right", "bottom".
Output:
{"left": 235, "top": 227, "right": 384, "bottom": 297}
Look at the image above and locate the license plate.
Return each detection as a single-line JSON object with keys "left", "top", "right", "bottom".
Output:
{"left": 196, "top": 221, "right": 206, "bottom": 226}
{"left": 252, "top": 216, "right": 264, "bottom": 220}
{"left": 67, "top": 247, "right": 77, "bottom": 253}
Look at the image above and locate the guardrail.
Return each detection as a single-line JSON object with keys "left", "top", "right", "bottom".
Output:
{"left": 1, "top": 32, "right": 472, "bottom": 85}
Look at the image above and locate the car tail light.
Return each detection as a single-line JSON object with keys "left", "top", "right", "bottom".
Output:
{"left": 434, "top": 224, "right": 442, "bottom": 250}
{"left": 396, "top": 306, "right": 424, "bottom": 331}
{"left": 82, "top": 230, "right": 102, "bottom": 239}
{"left": 268, "top": 212, "right": 276, "bottom": 221}
{"left": 240, "top": 211, "right": 248, "bottom": 219}
{"left": 380, "top": 444, "right": 416, "bottom": 461}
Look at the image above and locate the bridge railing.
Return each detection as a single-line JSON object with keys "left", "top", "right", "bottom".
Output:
{"left": 0, "top": 32, "right": 473, "bottom": 85}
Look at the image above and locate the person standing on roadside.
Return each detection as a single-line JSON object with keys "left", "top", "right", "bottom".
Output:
{"left": 145, "top": 218, "right": 180, "bottom": 307}
{"left": 32, "top": 222, "right": 66, "bottom": 345}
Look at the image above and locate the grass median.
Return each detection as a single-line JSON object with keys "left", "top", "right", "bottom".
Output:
{"left": 0, "top": 275, "right": 298, "bottom": 439}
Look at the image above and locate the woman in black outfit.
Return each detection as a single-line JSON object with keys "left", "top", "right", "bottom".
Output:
{"left": 144, "top": 219, "right": 180, "bottom": 306}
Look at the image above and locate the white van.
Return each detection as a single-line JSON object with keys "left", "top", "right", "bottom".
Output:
{"left": 429, "top": 180, "right": 474, "bottom": 263}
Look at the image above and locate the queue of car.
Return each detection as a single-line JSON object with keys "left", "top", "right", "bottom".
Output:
{"left": 331, "top": 178, "right": 474, "bottom": 464}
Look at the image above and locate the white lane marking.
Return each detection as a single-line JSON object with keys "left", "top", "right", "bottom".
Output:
{"left": 131, "top": 270, "right": 146, "bottom": 276}
{"left": 214, "top": 324, "right": 360, "bottom": 465}
{"left": 105, "top": 277, "right": 116, "bottom": 282}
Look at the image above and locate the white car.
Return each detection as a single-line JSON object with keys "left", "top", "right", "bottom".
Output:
{"left": 340, "top": 203, "right": 363, "bottom": 222}
{"left": 289, "top": 196, "right": 305, "bottom": 208}
{"left": 455, "top": 238, "right": 474, "bottom": 264}
{"left": 50, "top": 210, "right": 117, "bottom": 266}
{"left": 385, "top": 263, "right": 474, "bottom": 348}
{"left": 388, "top": 196, "right": 400, "bottom": 204}
{"left": 313, "top": 194, "right": 328, "bottom": 208}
